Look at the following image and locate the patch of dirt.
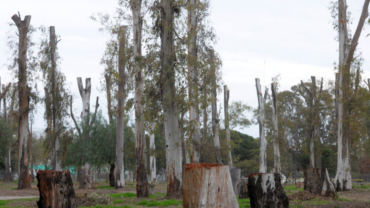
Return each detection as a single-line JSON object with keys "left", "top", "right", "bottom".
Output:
{"left": 308, "top": 201, "right": 370, "bottom": 208}
{"left": 6, "top": 200, "right": 37, "bottom": 208}
{"left": 337, "top": 189, "right": 370, "bottom": 201}
{"left": 288, "top": 191, "right": 332, "bottom": 201}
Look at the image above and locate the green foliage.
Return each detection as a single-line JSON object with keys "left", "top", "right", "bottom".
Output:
{"left": 321, "top": 148, "right": 336, "bottom": 177}
{"left": 228, "top": 101, "right": 252, "bottom": 129}
{"left": 113, "top": 199, "right": 123, "bottom": 204}
{"left": 238, "top": 198, "right": 251, "bottom": 208}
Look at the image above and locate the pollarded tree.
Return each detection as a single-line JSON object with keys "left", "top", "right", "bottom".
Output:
{"left": 255, "top": 78, "right": 268, "bottom": 173}
{"left": 11, "top": 13, "right": 32, "bottom": 190}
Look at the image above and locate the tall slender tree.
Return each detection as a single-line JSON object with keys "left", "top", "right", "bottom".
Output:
{"left": 160, "top": 0, "right": 183, "bottom": 197}
{"left": 130, "top": 0, "right": 149, "bottom": 197}
{"left": 335, "top": 0, "right": 369, "bottom": 191}
{"left": 11, "top": 13, "right": 32, "bottom": 190}
{"left": 188, "top": 0, "right": 201, "bottom": 163}
{"left": 270, "top": 83, "right": 280, "bottom": 172}
{"left": 224, "top": 85, "right": 232, "bottom": 166}
{"left": 116, "top": 26, "right": 127, "bottom": 189}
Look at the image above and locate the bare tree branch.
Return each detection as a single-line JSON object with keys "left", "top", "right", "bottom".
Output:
{"left": 70, "top": 96, "right": 81, "bottom": 137}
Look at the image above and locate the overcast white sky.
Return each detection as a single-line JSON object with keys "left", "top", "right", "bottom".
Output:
{"left": 1, "top": 0, "right": 370, "bottom": 138}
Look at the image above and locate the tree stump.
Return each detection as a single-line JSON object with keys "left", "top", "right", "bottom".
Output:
{"left": 183, "top": 164, "right": 239, "bottom": 208}
{"left": 248, "top": 173, "right": 289, "bottom": 208}
{"left": 239, "top": 177, "right": 249, "bottom": 199}
{"left": 304, "top": 168, "right": 336, "bottom": 197}
{"left": 36, "top": 170, "right": 77, "bottom": 208}
{"left": 230, "top": 167, "right": 241, "bottom": 196}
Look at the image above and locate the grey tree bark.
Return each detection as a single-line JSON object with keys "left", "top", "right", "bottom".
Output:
{"left": 224, "top": 85, "right": 233, "bottom": 166}
{"left": 210, "top": 49, "right": 222, "bottom": 164}
{"left": 77, "top": 77, "right": 92, "bottom": 189}
{"left": 335, "top": 0, "right": 370, "bottom": 191}
{"left": 270, "top": 83, "right": 281, "bottom": 173}
{"left": 160, "top": 0, "right": 183, "bottom": 196}
{"left": 116, "top": 26, "right": 127, "bottom": 189}
{"left": 12, "top": 13, "right": 31, "bottom": 190}
{"left": 188, "top": 0, "right": 201, "bottom": 164}
{"left": 130, "top": 0, "right": 149, "bottom": 197}
{"left": 255, "top": 78, "right": 267, "bottom": 173}
{"left": 149, "top": 127, "right": 156, "bottom": 182}
{"left": 49, "top": 26, "right": 61, "bottom": 171}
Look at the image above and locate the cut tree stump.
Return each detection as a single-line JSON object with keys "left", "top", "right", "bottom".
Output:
{"left": 230, "top": 167, "right": 241, "bottom": 196}
{"left": 36, "top": 170, "right": 77, "bottom": 208}
{"left": 248, "top": 173, "right": 289, "bottom": 208}
{"left": 239, "top": 176, "right": 248, "bottom": 199}
{"left": 304, "top": 168, "right": 336, "bottom": 197}
{"left": 183, "top": 163, "right": 239, "bottom": 208}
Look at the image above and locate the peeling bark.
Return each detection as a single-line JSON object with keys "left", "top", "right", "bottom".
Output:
{"left": 50, "top": 26, "right": 61, "bottom": 171}
{"left": 210, "top": 49, "right": 222, "bottom": 164}
{"left": 304, "top": 168, "right": 336, "bottom": 197}
{"left": 183, "top": 164, "right": 239, "bottom": 208}
{"left": 270, "top": 83, "right": 280, "bottom": 173}
{"left": 224, "top": 85, "right": 233, "bottom": 167}
{"left": 77, "top": 77, "right": 92, "bottom": 189}
{"left": 255, "top": 78, "right": 267, "bottom": 173}
{"left": 116, "top": 26, "right": 127, "bottom": 189}
{"left": 12, "top": 13, "right": 31, "bottom": 190}
{"left": 248, "top": 173, "right": 289, "bottom": 208}
{"left": 36, "top": 170, "right": 77, "bottom": 208}
{"left": 160, "top": 0, "right": 183, "bottom": 197}
{"left": 335, "top": 0, "right": 370, "bottom": 191}
{"left": 149, "top": 128, "right": 156, "bottom": 182}
{"left": 188, "top": 0, "right": 201, "bottom": 163}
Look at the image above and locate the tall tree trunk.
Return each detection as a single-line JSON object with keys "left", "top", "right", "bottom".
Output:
{"left": 335, "top": 0, "right": 370, "bottom": 191}
{"left": 116, "top": 26, "right": 127, "bottom": 189}
{"left": 2, "top": 82, "right": 12, "bottom": 182}
{"left": 209, "top": 49, "right": 222, "bottom": 164}
{"left": 160, "top": 0, "right": 183, "bottom": 197}
{"left": 50, "top": 26, "right": 61, "bottom": 171}
{"left": 29, "top": 122, "right": 34, "bottom": 182}
{"left": 77, "top": 77, "right": 92, "bottom": 189}
{"left": 271, "top": 83, "right": 281, "bottom": 173}
{"left": 12, "top": 13, "right": 31, "bottom": 190}
{"left": 130, "top": 0, "right": 148, "bottom": 197}
{"left": 149, "top": 127, "right": 156, "bottom": 182}
{"left": 109, "top": 163, "right": 115, "bottom": 187}
{"left": 188, "top": 0, "right": 201, "bottom": 164}
{"left": 256, "top": 78, "right": 267, "bottom": 173}
{"left": 224, "top": 85, "right": 233, "bottom": 167}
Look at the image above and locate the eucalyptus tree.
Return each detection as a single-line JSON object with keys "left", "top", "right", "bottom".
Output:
{"left": 334, "top": 0, "right": 369, "bottom": 191}
{"left": 38, "top": 26, "right": 70, "bottom": 171}
{"left": 11, "top": 13, "right": 32, "bottom": 189}
{"left": 255, "top": 78, "right": 268, "bottom": 173}
{"left": 301, "top": 77, "right": 323, "bottom": 169}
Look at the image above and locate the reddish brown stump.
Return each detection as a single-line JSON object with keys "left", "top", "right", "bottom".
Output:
{"left": 183, "top": 163, "right": 239, "bottom": 208}
{"left": 304, "top": 168, "right": 336, "bottom": 197}
{"left": 36, "top": 170, "right": 77, "bottom": 208}
{"left": 248, "top": 173, "right": 289, "bottom": 208}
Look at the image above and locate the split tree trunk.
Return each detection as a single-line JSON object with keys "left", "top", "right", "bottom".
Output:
{"left": 304, "top": 168, "right": 336, "bottom": 197}
{"left": 36, "top": 170, "right": 77, "bottom": 208}
{"left": 238, "top": 177, "right": 249, "bottom": 199}
{"left": 248, "top": 173, "right": 289, "bottom": 208}
{"left": 149, "top": 128, "right": 156, "bottom": 182}
{"left": 255, "top": 78, "right": 267, "bottom": 173}
{"left": 270, "top": 83, "right": 281, "bottom": 173}
{"left": 12, "top": 13, "right": 31, "bottom": 190}
{"left": 116, "top": 26, "right": 127, "bottom": 189}
{"left": 210, "top": 49, "right": 222, "bottom": 164}
{"left": 77, "top": 77, "right": 92, "bottom": 189}
{"left": 224, "top": 85, "right": 233, "bottom": 167}
{"left": 50, "top": 26, "right": 61, "bottom": 171}
{"left": 160, "top": 0, "right": 183, "bottom": 196}
{"left": 188, "top": 0, "right": 201, "bottom": 163}
{"left": 130, "top": 0, "right": 148, "bottom": 197}
{"left": 335, "top": 0, "right": 370, "bottom": 191}
{"left": 183, "top": 164, "right": 239, "bottom": 208}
